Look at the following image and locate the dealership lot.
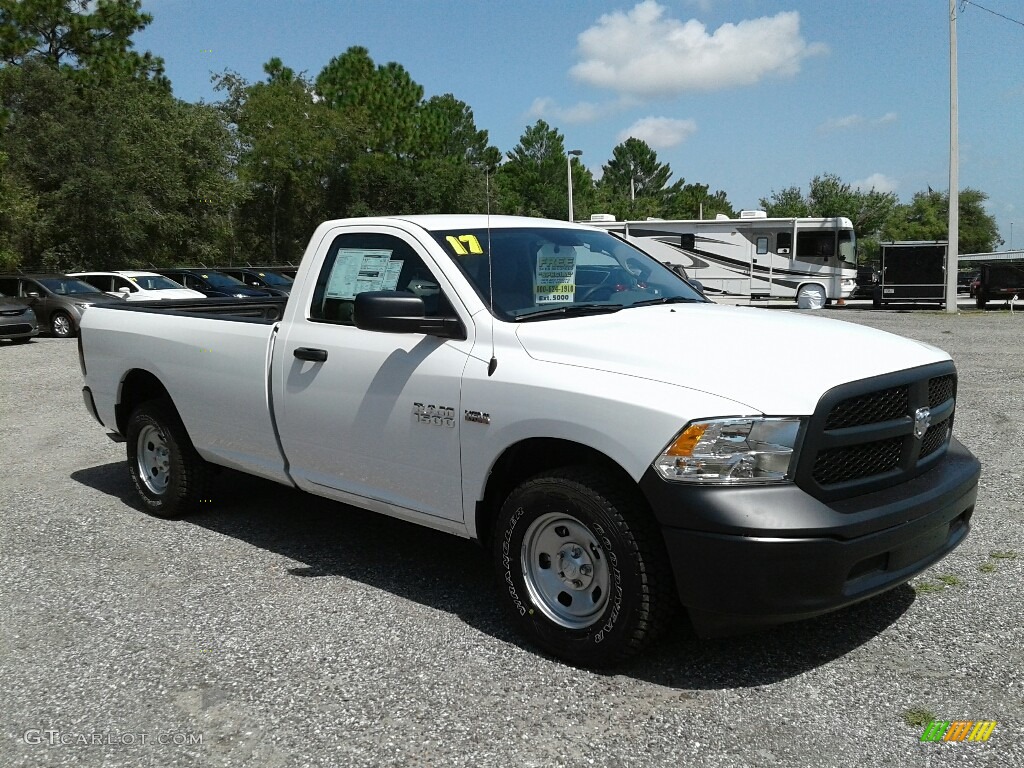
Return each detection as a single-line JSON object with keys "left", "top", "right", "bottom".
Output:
{"left": 1, "top": 308, "right": 1021, "bottom": 768}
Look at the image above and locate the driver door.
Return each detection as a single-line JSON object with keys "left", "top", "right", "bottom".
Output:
{"left": 273, "top": 226, "right": 473, "bottom": 525}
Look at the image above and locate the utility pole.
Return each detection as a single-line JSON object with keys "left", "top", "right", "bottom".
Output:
{"left": 567, "top": 149, "right": 582, "bottom": 221}
{"left": 946, "top": 0, "right": 959, "bottom": 313}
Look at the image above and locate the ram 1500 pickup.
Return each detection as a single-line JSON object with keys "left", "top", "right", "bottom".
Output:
{"left": 79, "top": 215, "right": 981, "bottom": 666}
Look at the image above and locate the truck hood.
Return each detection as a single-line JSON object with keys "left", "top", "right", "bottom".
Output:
{"left": 514, "top": 304, "right": 949, "bottom": 415}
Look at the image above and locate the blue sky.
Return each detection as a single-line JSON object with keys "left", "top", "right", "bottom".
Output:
{"left": 136, "top": 0, "right": 1023, "bottom": 248}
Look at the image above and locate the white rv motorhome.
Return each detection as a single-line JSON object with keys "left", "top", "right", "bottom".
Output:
{"left": 587, "top": 211, "right": 858, "bottom": 306}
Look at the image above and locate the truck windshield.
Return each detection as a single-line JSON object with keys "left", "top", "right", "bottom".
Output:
{"left": 431, "top": 226, "right": 707, "bottom": 321}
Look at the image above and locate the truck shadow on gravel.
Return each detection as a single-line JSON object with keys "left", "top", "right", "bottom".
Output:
{"left": 73, "top": 461, "right": 916, "bottom": 689}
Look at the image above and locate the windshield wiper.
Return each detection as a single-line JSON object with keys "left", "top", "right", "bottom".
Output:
{"left": 628, "top": 296, "right": 703, "bottom": 307}
{"left": 514, "top": 303, "right": 624, "bottom": 322}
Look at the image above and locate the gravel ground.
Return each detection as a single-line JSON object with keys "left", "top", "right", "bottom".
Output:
{"left": 1, "top": 306, "right": 1021, "bottom": 768}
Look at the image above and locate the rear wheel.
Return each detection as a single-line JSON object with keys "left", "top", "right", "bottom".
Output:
{"left": 493, "top": 467, "right": 671, "bottom": 667}
{"left": 50, "top": 310, "right": 74, "bottom": 338}
{"left": 976, "top": 292, "right": 987, "bottom": 309}
{"left": 126, "top": 399, "right": 210, "bottom": 518}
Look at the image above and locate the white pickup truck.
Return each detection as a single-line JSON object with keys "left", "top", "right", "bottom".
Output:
{"left": 79, "top": 215, "right": 981, "bottom": 666}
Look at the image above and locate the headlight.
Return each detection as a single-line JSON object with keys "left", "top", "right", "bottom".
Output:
{"left": 653, "top": 417, "right": 802, "bottom": 484}
{"left": 234, "top": 293, "right": 248, "bottom": 298}
{"left": 73, "top": 302, "right": 92, "bottom": 309}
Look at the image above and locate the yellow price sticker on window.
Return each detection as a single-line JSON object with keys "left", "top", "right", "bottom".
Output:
{"left": 445, "top": 234, "right": 484, "bottom": 255}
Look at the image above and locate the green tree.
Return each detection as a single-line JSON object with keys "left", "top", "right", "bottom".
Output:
{"left": 316, "top": 46, "right": 422, "bottom": 158}
{"left": 599, "top": 139, "right": 672, "bottom": 200}
{"left": 759, "top": 186, "right": 810, "bottom": 218}
{"left": 1, "top": 62, "right": 235, "bottom": 270}
{"left": 216, "top": 59, "right": 358, "bottom": 262}
{"left": 884, "top": 188, "right": 1001, "bottom": 254}
{"left": 495, "top": 120, "right": 574, "bottom": 219}
{"left": 0, "top": 0, "right": 165, "bottom": 85}
{"left": 664, "top": 182, "right": 736, "bottom": 220}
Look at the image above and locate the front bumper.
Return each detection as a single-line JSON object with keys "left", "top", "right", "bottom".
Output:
{"left": 639, "top": 437, "right": 980, "bottom": 636}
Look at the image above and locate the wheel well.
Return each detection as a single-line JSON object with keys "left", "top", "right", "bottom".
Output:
{"left": 116, "top": 369, "right": 171, "bottom": 435}
{"left": 474, "top": 438, "right": 638, "bottom": 547}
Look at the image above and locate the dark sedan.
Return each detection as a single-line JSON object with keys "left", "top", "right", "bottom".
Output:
{"left": 216, "top": 267, "right": 293, "bottom": 296}
{"left": 154, "top": 268, "right": 274, "bottom": 298}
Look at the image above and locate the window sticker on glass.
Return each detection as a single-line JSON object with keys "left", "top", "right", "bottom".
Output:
{"left": 535, "top": 247, "right": 576, "bottom": 304}
{"left": 445, "top": 234, "right": 484, "bottom": 255}
{"left": 326, "top": 249, "right": 403, "bottom": 299}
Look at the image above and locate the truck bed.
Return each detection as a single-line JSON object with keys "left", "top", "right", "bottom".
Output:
{"left": 81, "top": 298, "right": 290, "bottom": 485}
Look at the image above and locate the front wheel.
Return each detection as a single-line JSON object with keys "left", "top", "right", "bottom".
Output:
{"left": 126, "top": 399, "right": 210, "bottom": 518}
{"left": 493, "top": 468, "right": 671, "bottom": 667}
{"left": 50, "top": 310, "right": 75, "bottom": 338}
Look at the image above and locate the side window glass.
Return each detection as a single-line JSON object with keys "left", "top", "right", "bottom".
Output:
{"left": 310, "top": 232, "right": 449, "bottom": 325}
{"left": 777, "top": 232, "right": 792, "bottom": 255}
{"left": 756, "top": 237, "right": 768, "bottom": 255}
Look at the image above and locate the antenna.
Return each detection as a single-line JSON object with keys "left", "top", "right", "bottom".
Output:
{"left": 485, "top": 167, "right": 497, "bottom": 376}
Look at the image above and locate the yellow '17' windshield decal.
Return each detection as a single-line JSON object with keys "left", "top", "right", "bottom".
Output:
{"left": 445, "top": 235, "right": 484, "bottom": 255}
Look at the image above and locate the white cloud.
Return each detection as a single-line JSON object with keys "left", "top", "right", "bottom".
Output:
{"left": 527, "top": 96, "right": 636, "bottom": 124}
{"left": 819, "top": 112, "right": 899, "bottom": 132}
{"left": 618, "top": 116, "right": 698, "bottom": 148}
{"left": 820, "top": 114, "right": 865, "bottom": 132}
{"left": 570, "top": 2, "right": 827, "bottom": 97}
{"left": 853, "top": 173, "right": 899, "bottom": 194}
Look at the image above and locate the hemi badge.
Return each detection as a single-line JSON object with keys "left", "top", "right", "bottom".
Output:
{"left": 464, "top": 410, "right": 491, "bottom": 425}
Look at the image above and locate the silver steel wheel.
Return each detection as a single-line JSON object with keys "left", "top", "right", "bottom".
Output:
{"left": 136, "top": 424, "right": 171, "bottom": 495}
{"left": 520, "top": 511, "right": 610, "bottom": 630}
{"left": 51, "top": 312, "right": 72, "bottom": 337}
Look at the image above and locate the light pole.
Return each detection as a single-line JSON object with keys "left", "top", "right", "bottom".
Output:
{"left": 567, "top": 149, "right": 582, "bottom": 221}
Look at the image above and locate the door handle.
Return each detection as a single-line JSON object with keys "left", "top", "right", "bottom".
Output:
{"left": 294, "top": 347, "right": 328, "bottom": 362}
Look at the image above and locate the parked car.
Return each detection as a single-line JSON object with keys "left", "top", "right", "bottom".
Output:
{"left": 69, "top": 271, "right": 207, "bottom": 301}
{"left": 0, "top": 274, "right": 121, "bottom": 337}
{"left": 0, "top": 290, "right": 38, "bottom": 342}
{"left": 153, "top": 268, "right": 274, "bottom": 298}
{"left": 958, "top": 271, "right": 979, "bottom": 295}
{"left": 216, "top": 267, "right": 293, "bottom": 296}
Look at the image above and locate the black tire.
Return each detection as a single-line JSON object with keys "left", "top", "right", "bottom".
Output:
{"left": 976, "top": 293, "right": 987, "bottom": 309}
{"left": 125, "top": 399, "right": 211, "bottom": 518}
{"left": 50, "top": 310, "right": 75, "bottom": 338}
{"left": 493, "top": 467, "right": 671, "bottom": 667}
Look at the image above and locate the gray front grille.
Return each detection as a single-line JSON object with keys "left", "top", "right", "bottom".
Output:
{"left": 796, "top": 363, "right": 957, "bottom": 501}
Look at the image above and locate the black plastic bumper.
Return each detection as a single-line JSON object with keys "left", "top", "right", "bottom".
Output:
{"left": 639, "top": 438, "right": 980, "bottom": 636}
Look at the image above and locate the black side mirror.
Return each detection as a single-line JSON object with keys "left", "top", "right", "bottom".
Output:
{"left": 26, "top": 291, "right": 40, "bottom": 299}
{"left": 354, "top": 291, "right": 465, "bottom": 339}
